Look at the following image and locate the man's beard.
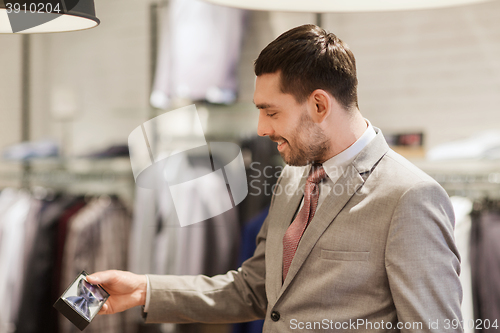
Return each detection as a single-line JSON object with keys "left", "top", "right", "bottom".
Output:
{"left": 273, "top": 112, "right": 330, "bottom": 166}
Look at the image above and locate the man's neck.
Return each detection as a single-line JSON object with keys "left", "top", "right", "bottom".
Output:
{"left": 323, "top": 110, "right": 368, "bottom": 160}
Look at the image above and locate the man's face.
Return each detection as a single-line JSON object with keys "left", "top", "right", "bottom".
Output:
{"left": 254, "top": 72, "right": 330, "bottom": 166}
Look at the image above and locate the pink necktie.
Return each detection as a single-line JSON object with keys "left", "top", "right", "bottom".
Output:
{"left": 282, "top": 164, "right": 327, "bottom": 281}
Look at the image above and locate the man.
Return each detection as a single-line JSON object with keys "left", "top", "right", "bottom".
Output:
{"left": 88, "top": 24, "right": 463, "bottom": 332}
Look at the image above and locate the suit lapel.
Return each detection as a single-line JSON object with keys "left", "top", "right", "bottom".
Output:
{"left": 266, "top": 165, "right": 309, "bottom": 303}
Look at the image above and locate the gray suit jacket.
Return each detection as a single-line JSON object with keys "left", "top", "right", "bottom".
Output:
{"left": 145, "top": 130, "right": 463, "bottom": 332}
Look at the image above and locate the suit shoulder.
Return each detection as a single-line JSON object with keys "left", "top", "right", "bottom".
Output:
{"left": 377, "top": 149, "right": 442, "bottom": 192}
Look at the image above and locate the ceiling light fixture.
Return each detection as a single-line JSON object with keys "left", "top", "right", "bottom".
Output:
{"left": 0, "top": 0, "right": 99, "bottom": 34}
{"left": 201, "top": 0, "right": 493, "bottom": 12}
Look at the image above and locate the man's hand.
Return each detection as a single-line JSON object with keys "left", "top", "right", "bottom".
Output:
{"left": 86, "top": 270, "right": 147, "bottom": 315}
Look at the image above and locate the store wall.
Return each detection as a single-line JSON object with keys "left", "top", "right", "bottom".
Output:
{"left": 1, "top": 0, "right": 500, "bottom": 156}
{"left": 236, "top": 1, "right": 500, "bottom": 150}
{"left": 0, "top": 36, "right": 23, "bottom": 148}
{"left": 324, "top": 1, "right": 500, "bottom": 149}
{"left": 0, "top": 0, "right": 151, "bottom": 156}
{"left": 46, "top": 0, "right": 152, "bottom": 155}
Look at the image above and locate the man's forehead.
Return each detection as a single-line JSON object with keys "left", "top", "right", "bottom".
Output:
{"left": 253, "top": 73, "right": 285, "bottom": 107}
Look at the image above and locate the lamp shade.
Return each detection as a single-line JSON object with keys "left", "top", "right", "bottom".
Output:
{"left": 201, "top": 0, "right": 493, "bottom": 12}
{"left": 0, "top": 0, "right": 99, "bottom": 33}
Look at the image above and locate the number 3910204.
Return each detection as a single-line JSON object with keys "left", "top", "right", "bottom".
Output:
{"left": 5, "top": 2, "right": 62, "bottom": 14}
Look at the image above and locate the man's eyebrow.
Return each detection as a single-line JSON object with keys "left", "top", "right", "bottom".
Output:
{"left": 254, "top": 102, "right": 275, "bottom": 109}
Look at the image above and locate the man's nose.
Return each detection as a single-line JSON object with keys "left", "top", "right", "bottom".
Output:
{"left": 257, "top": 113, "right": 273, "bottom": 137}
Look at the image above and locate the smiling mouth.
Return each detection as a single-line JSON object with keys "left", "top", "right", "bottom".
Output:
{"left": 277, "top": 140, "right": 288, "bottom": 152}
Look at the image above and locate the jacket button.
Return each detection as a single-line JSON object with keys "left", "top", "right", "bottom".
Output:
{"left": 271, "top": 311, "right": 280, "bottom": 322}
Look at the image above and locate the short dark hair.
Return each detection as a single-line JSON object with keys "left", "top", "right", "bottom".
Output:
{"left": 254, "top": 24, "right": 358, "bottom": 111}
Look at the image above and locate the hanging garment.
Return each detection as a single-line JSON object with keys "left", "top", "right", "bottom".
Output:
{"left": 20, "top": 198, "right": 43, "bottom": 303}
{"left": 450, "top": 196, "right": 474, "bottom": 333}
{"left": 232, "top": 207, "right": 268, "bottom": 333}
{"left": 130, "top": 154, "right": 240, "bottom": 278}
{"left": 150, "top": 0, "right": 246, "bottom": 108}
{"left": 470, "top": 209, "right": 500, "bottom": 332}
{"left": 238, "top": 135, "right": 281, "bottom": 224}
{"left": 164, "top": 157, "right": 239, "bottom": 276}
{"left": 60, "top": 197, "right": 132, "bottom": 333}
{"left": 128, "top": 186, "right": 158, "bottom": 275}
{"left": 130, "top": 154, "right": 240, "bottom": 333}
{"left": 16, "top": 195, "right": 79, "bottom": 333}
{"left": 52, "top": 198, "right": 88, "bottom": 322}
{"left": 0, "top": 189, "right": 31, "bottom": 333}
{"left": 161, "top": 156, "right": 240, "bottom": 333}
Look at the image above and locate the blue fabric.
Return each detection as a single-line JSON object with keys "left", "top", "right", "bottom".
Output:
{"left": 233, "top": 207, "right": 268, "bottom": 333}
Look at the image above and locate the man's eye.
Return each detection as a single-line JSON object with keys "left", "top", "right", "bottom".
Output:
{"left": 267, "top": 113, "right": 277, "bottom": 117}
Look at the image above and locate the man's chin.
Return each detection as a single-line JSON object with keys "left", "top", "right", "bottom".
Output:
{"left": 280, "top": 153, "right": 310, "bottom": 167}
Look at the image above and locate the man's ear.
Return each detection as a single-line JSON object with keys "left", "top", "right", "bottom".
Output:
{"left": 308, "top": 89, "right": 331, "bottom": 123}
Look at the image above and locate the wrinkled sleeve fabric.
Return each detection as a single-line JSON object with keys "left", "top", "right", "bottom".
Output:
{"left": 385, "top": 180, "right": 464, "bottom": 333}
{"left": 144, "top": 216, "right": 269, "bottom": 324}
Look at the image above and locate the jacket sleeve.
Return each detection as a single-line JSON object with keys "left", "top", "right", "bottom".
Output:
{"left": 385, "top": 180, "right": 464, "bottom": 333}
{"left": 144, "top": 215, "right": 269, "bottom": 324}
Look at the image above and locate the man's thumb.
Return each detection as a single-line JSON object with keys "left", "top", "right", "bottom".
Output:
{"left": 86, "top": 274, "right": 102, "bottom": 285}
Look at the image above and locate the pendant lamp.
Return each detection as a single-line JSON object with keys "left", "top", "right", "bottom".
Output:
{"left": 0, "top": 0, "right": 99, "bottom": 33}
{"left": 201, "top": 0, "right": 493, "bottom": 12}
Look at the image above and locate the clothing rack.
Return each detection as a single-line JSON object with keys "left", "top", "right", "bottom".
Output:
{"left": 426, "top": 172, "right": 500, "bottom": 199}
{"left": 0, "top": 158, "right": 135, "bottom": 206}
{"left": 0, "top": 187, "right": 133, "bottom": 333}
{"left": 412, "top": 159, "right": 500, "bottom": 200}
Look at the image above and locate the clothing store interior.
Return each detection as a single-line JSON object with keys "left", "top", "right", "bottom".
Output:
{"left": 1, "top": 0, "right": 500, "bottom": 332}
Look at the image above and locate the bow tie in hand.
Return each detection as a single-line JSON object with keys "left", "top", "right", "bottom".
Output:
{"left": 66, "top": 280, "right": 100, "bottom": 319}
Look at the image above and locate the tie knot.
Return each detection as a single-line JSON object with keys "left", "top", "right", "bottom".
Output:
{"left": 307, "top": 164, "right": 326, "bottom": 184}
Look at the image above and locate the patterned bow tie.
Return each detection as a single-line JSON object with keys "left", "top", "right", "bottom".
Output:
{"left": 66, "top": 280, "right": 100, "bottom": 319}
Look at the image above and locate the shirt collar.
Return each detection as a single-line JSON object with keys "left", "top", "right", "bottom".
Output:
{"left": 322, "top": 119, "right": 376, "bottom": 181}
